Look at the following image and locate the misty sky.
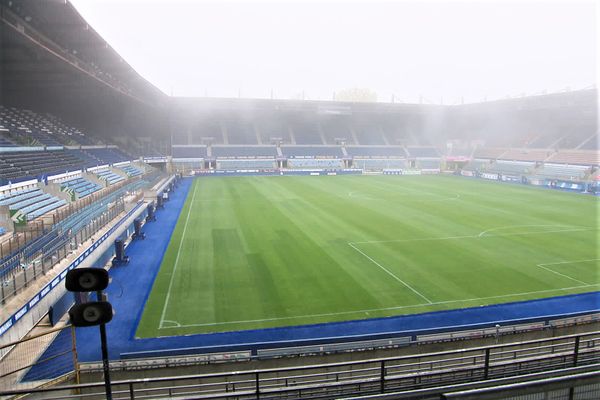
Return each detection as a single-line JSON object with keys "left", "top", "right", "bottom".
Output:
{"left": 70, "top": 0, "right": 597, "bottom": 103}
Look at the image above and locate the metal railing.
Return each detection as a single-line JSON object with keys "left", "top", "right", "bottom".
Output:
{"left": 441, "top": 369, "right": 600, "bottom": 400}
{"left": 0, "top": 325, "right": 77, "bottom": 393}
{"left": 0, "top": 331, "right": 597, "bottom": 400}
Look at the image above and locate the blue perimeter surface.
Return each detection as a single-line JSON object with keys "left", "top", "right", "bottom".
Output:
{"left": 28, "top": 177, "right": 600, "bottom": 372}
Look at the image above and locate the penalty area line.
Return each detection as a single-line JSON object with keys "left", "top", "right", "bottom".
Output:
{"left": 536, "top": 258, "right": 599, "bottom": 286}
{"left": 348, "top": 241, "right": 433, "bottom": 304}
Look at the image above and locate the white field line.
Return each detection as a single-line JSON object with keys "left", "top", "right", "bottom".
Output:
{"left": 536, "top": 259, "right": 600, "bottom": 286}
{"left": 158, "top": 182, "right": 198, "bottom": 329}
{"left": 347, "top": 190, "right": 460, "bottom": 202}
{"left": 158, "top": 283, "right": 599, "bottom": 329}
{"left": 349, "top": 242, "right": 434, "bottom": 303}
{"left": 353, "top": 226, "right": 596, "bottom": 245}
{"left": 477, "top": 224, "right": 579, "bottom": 237}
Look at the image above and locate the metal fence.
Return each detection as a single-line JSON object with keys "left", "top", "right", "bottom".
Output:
{"left": 0, "top": 221, "right": 46, "bottom": 261}
{"left": 441, "top": 370, "right": 600, "bottom": 400}
{"left": 0, "top": 200, "right": 124, "bottom": 304}
{"left": 0, "top": 325, "right": 77, "bottom": 393}
{"left": 0, "top": 330, "right": 596, "bottom": 400}
{"left": 0, "top": 177, "right": 151, "bottom": 304}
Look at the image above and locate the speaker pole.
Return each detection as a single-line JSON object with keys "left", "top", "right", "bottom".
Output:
{"left": 97, "top": 290, "right": 113, "bottom": 400}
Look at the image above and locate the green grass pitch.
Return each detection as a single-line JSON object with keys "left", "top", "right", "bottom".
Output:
{"left": 136, "top": 175, "right": 599, "bottom": 338}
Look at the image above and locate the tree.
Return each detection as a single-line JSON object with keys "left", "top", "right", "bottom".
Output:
{"left": 335, "top": 88, "right": 377, "bottom": 103}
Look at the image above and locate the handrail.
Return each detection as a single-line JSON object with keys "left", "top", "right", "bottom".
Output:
{"left": 71, "top": 331, "right": 599, "bottom": 387}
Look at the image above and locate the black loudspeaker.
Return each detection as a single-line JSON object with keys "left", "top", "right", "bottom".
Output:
{"left": 65, "top": 268, "right": 109, "bottom": 292}
{"left": 68, "top": 302, "right": 113, "bottom": 327}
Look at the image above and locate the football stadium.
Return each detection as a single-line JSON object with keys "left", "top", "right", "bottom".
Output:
{"left": 0, "top": 1, "right": 598, "bottom": 399}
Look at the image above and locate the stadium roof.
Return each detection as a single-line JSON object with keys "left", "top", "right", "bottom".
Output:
{"left": 0, "top": 0, "right": 164, "bottom": 107}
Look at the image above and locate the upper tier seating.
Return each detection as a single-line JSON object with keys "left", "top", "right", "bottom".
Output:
{"left": 61, "top": 177, "right": 102, "bottom": 198}
{"left": 320, "top": 119, "right": 351, "bottom": 144}
{"left": 225, "top": 120, "right": 257, "bottom": 144}
{"left": 0, "top": 150, "right": 84, "bottom": 184}
{"left": 68, "top": 149, "right": 102, "bottom": 168}
{"left": 290, "top": 121, "right": 322, "bottom": 144}
{"left": 171, "top": 146, "right": 207, "bottom": 159}
{"left": 354, "top": 123, "right": 386, "bottom": 145}
{"left": 0, "top": 105, "right": 97, "bottom": 146}
{"left": 546, "top": 150, "right": 600, "bottom": 166}
{"left": 256, "top": 118, "right": 290, "bottom": 144}
{"left": 83, "top": 148, "right": 131, "bottom": 165}
{"left": 212, "top": 146, "right": 277, "bottom": 158}
{"left": 473, "top": 147, "right": 509, "bottom": 159}
{"left": 406, "top": 147, "right": 439, "bottom": 157}
{"left": 282, "top": 146, "right": 343, "bottom": 158}
{"left": 346, "top": 146, "right": 406, "bottom": 158}
{"left": 499, "top": 148, "right": 554, "bottom": 162}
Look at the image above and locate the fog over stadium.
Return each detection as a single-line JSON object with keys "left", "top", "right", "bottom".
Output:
{"left": 1, "top": 0, "right": 599, "bottom": 397}
{"left": 70, "top": 0, "right": 597, "bottom": 103}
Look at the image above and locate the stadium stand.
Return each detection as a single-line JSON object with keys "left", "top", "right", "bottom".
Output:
{"left": 0, "top": 187, "right": 66, "bottom": 221}
{"left": 171, "top": 145, "right": 208, "bottom": 159}
{"left": 320, "top": 118, "right": 351, "bottom": 144}
{"left": 488, "top": 160, "right": 535, "bottom": 175}
{"left": 83, "top": 148, "right": 131, "bottom": 164}
{"left": 290, "top": 120, "right": 323, "bottom": 144}
{"left": 473, "top": 147, "right": 509, "bottom": 159}
{"left": 463, "top": 158, "right": 492, "bottom": 171}
{"left": 282, "top": 145, "right": 344, "bottom": 158}
{"left": 217, "top": 159, "right": 277, "bottom": 169}
{"left": 406, "top": 146, "right": 440, "bottom": 157}
{"left": 60, "top": 177, "right": 102, "bottom": 198}
{"left": 346, "top": 146, "right": 407, "bottom": 158}
{"left": 95, "top": 169, "right": 125, "bottom": 185}
{"left": 0, "top": 150, "right": 83, "bottom": 185}
{"left": 353, "top": 159, "right": 408, "bottom": 170}
{"left": 546, "top": 149, "right": 600, "bottom": 165}
{"left": 417, "top": 158, "right": 442, "bottom": 170}
{"left": 0, "top": 105, "right": 97, "bottom": 146}
{"left": 532, "top": 163, "right": 590, "bottom": 180}
{"left": 212, "top": 145, "right": 277, "bottom": 158}
{"left": 119, "top": 164, "right": 143, "bottom": 177}
{"left": 224, "top": 119, "right": 258, "bottom": 144}
{"left": 354, "top": 122, "right": 386, "bottom": 145}
{"left": 288, "top": 158, "right": 345, "bottom": 168}
{"left": 499, "top": 148, "right": 555, "bottom": 162}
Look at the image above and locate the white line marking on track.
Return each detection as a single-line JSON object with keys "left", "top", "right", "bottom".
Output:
{"left": 536, "top": 259, "right": 599, "bottom": 286}
{"left": 159, "top": 283, "right": 598, "bottom": 329}
{"left": 159, "top": 182, "right": 198, "bottom": 329}
{"left": 348, "top": 242, "right": 433, "bottom": 304}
